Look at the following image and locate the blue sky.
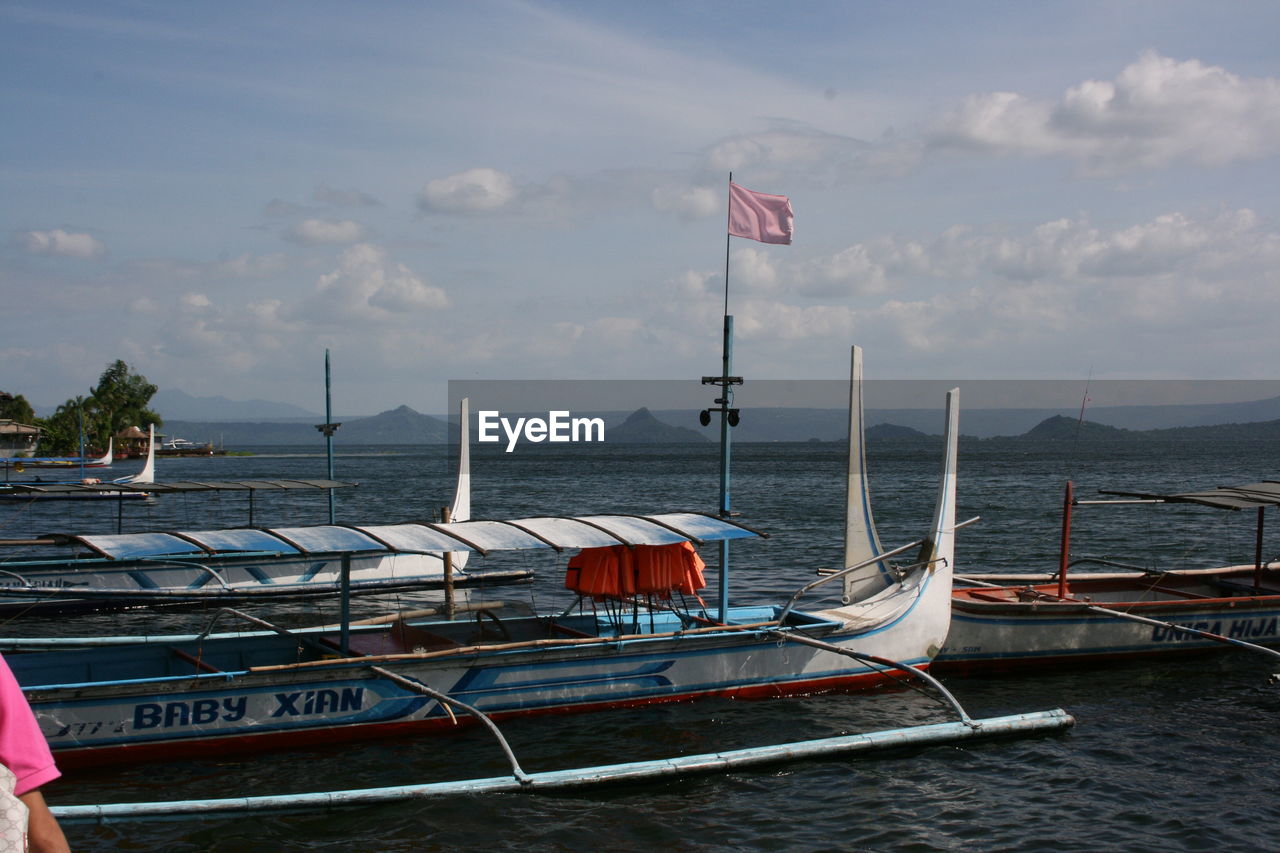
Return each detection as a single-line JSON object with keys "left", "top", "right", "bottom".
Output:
{"left": 4, "top": 1, "right": 1280, "bottom": 414}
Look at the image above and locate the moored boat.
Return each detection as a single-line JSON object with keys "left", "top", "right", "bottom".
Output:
{"left": 12, "top": 347, "right": 997, "bottom": 770}
{"left": 936, "top": 480, "right": 1280, "bottom": 673}
{"left": 0, "top": 416, "right": 508, "bottom": 612}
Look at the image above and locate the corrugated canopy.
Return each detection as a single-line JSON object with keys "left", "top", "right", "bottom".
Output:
{"left": 60, "top": 513, "right": 764, "bottom": 561}
{"left": 1100, "top": 481, "right": 1280, "bottom": 510}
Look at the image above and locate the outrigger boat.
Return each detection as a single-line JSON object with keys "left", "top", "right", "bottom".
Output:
{"left": 0, "top": 433, "right": 148, "bottom": 503}
{"left": 15, "top": 346, "right": 1073, "bottom": 825}
{"left": 0, "top": 438, "right": 114, "bottom": 470}
{"left": 0, "top": 412, "right": 528, "bottom": 614}
{"left": 937, "top": 480, "right": 1280, "bottom": 674}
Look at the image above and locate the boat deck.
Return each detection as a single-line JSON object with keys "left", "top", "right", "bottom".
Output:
{"left": 13, "top": 605, "right": 839, "bottom": 690}
{"left": 954, "top": 574, "right": 1280, "bottom": 606}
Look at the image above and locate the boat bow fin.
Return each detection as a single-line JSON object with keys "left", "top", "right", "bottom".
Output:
{"left": 449, "top": 398, "right": 470, "bottom": 524}
{"left": 917, "top": 388, "right": 959, "bottom": 574}
{"left": 448, "top": 398, "right": 471, "bottom": 571}
{"left": 842, "top": 346, "right": 889, "bottom": 603}
{"left": 118, "top": 426, "right": 155, "bottom": 485}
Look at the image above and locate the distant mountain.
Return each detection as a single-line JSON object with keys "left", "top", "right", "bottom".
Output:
{"left": 654, "top": 407, "right": 849, "bottom": 442}
{"left": 607, "top": 408, "right": 709, "bottom": 443}
{"left": 153, "top": 389, "right": 321, "bottom": 421}
{"left": 867, "top": 423, "right": 932, "bottom": 440}
{"left": 1077, "top": 395, "right": 1280, "bottom": 430}
{"left": 1021, "top": 415, "right": 1133, "bottom": 441}
{"left": 1012, "top": 414, "right": 1280, "bottom": 442}
{"left": 338, "top": 406, "right": 449, "bottom": 443}
{"left": 162, "top": 405, "right": 449, "bottom": 446}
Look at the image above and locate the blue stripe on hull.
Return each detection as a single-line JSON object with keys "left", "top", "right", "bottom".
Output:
{"left": 34, "top": 637, "right": 930, "bottom": 756}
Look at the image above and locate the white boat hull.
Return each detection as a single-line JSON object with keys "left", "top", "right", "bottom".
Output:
{"left": 22, "top": 560, "right": 951, "bottom": 768}
{"left": 937, "top": 565, "right": 1280, "bottom": 672}
{"left": 0, "top": 552, "right": 526, "bottom": 614}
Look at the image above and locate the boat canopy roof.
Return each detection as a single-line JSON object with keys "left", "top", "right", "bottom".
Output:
{"left": 1100, "top": 481, "right": 1280, "bottom": 511}
{"left": 0, "top": 479, "right": 357, "bottom": 495}
{"left": 50, "top": 512, "right": 764, "bottom": 561}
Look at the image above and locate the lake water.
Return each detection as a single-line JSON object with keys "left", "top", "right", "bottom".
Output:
{"left": 7, "top": 436, "right": 1280, "bottom": 851}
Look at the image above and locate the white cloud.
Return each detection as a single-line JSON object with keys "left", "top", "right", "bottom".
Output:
{"left": 930, "top": 52, "right": 1280, "bottom": 173}
{"left": 310, "top": 243, "right": 449, "bottom": 322}
{"left": 702, "top": 127, "right": 913, "bottom": 181}
{"left": 674, "top": 269, "right": 718, "bottom": 300}
{"left": 735, "top": 299, "right": 857, "bottom": 342}
{"left": 18, "top": 229, "right": 106, "bottom": 260}
{"left": 216, "top": 253, "right": 291, "bottom": 278}
{"left": 651, "top": 184, "right": 718, "bottom": 220}
{"left": 179, "top": 292, "right": 212, "bottom": 311}
{"left": 730, "top": 247, "right": 781, "bottom": 294}
{"left": 313, "top": 184, "right": 382, "bottom": 208}
{"left": 129, "top": 297, "right": 159, "bottom": 315}
{"left": 418, "top": 168, "right": 519, "bottom": 214}
{"left": 286, "top": 218, "right": 367, "bottom": 246}
{"left": 804, "top": 244, "right": 892, "bottom": 297}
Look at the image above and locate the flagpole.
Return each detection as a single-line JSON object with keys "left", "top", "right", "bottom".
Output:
{"left": 707, "top": 175, "right": 790, "bottom": 622}
{"left": 707, "top": 173, "right": 739, "bottom": 622}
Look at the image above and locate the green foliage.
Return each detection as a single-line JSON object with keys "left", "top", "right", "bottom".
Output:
{"left": 35, "top": 361, "right": 163, "bottom": 455}
{"left": 0, "top": 392, "right": 35, "bottom": 424}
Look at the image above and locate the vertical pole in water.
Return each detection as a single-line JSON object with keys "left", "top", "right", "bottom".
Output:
{"left": 325, "top": 350, "right": 336, "bottom": 525}
{"left": 77, "top": 405, "right": 85, "bottom": 482}
{"left": 442, "top": 506, "right": 455, "bottom": 620}
{"left": 1254, "top": 506, "right": 1265, "bottom": 594}
{"left": 1057, "top": 481, "right": 1073, "bottom": 600}
{"left": 315, "top": 350, "right": 342, "bottom": 522}
{"left": 339, "top": 553, "right": 351, "bottom": 656}
{"left": 717, "top": 315, "right": 734, "bottom": 623}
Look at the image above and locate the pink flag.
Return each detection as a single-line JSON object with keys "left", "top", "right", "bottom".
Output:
{"left": 728, "top": 182, "right": 794, "bottom": 245}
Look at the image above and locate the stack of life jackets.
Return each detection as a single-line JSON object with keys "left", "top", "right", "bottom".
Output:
{"left": 564, "top": 541, "right": 706, "bottom": 600}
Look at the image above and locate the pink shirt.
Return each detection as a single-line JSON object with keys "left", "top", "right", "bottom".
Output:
{"left": 0, "top": 654, "right": 59, "bottom": 797}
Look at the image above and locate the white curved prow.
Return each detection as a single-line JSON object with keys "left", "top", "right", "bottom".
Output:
{"left": 120, "top": 425, "right": 156, "bottom": 485}
{"left": 446, "top": 398, "right": 471, "bottom": 571}
{"left": 842, "top": 346, "right": 889, "bottom": 603}
{"left": 918, "top": 388, "right": 959, "bottom": 576}
{"left": 449, "top": 398, "right": 470, "bottom": 524}
{"left": 87, "top": 438, "right": 113, "bottom": 467}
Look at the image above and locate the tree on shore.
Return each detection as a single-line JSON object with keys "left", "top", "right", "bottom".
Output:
{"left": 36, "top": 361, "right": 162, "bottom": 455}
{"left": 0, "top": 392, "right": 35, "bottom": 424}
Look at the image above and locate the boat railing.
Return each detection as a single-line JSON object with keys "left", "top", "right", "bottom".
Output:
{"left": 193, "top": 607, "right": 337, "bottom": 659}
{"left": 135, "top": 558, "right": 231, "bottom": 590}
{"left": 776, "top": 516, "right": 979, "bottom": 625}
{"left": 1060, "top": 557, "right": 1163, "bottom": 576}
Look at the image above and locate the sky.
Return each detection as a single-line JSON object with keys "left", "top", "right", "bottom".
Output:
{"left": 4, "top": 1, "right": 1280, "bottom": 416}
